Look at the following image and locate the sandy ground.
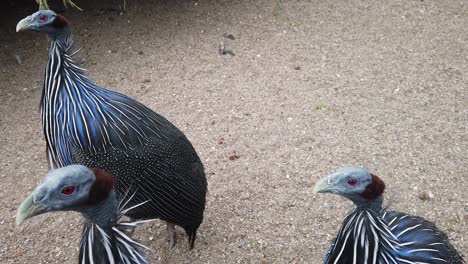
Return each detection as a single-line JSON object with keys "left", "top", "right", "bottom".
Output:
{"left": 0, "top": 0, "right": 467, "bottom": 263}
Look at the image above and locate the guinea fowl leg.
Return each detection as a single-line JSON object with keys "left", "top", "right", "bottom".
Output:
{"left": 167, "top": 222, "right": 177, "bottom": 248}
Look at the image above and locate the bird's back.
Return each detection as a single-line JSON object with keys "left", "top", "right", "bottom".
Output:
{"left": 68, "top": 89, "right": 207, "bottom": 228}
{"left": 73, "top": 131, "right": 207, "bottom": 227}
{"left": 382, "top": 210, "right": 465, "bottom": 264}
{"left": 323, "top": 209, "right": 465, "bottom": 264}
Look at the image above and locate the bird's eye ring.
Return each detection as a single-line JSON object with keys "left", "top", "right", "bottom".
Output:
{"left": 39, "top": 14, "right": 48, "bottom": 22}
{"left": 347, "top": 179, "right": 357, "bottom": 186}
{"left": 61, "top": 186, "right": 76, "bottom": 196}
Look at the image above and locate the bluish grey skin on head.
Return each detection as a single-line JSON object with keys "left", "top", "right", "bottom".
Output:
{"left": 314, "top": 168, "right": 374, "bottom": 202}
{"left": 17, "top": 165, "right": 95, "bottom": 225}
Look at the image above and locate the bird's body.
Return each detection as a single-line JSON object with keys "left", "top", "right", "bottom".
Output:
{"left": 325, "top": 204, "right": 464, "bottom": 264}
{"left": 17, "top": 10, "right": 207, "bottom": 247}
{"left": 17, "top": 165, "right": 153, "bottom": 264}
{"left": 315, "top": 168, "right": 465, "bottom": 264}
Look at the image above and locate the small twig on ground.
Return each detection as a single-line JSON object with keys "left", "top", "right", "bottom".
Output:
{"left": 219, "top": 41, "right": 235, "bottom": 56}
{"left": 15, "top": 55, "right": 22, "bottom": 65}
{"left": 364, "top": 0, "right": 377, "bottom": 9}
{"left": 274, "top": 0, "right": 282, "bottom": 17}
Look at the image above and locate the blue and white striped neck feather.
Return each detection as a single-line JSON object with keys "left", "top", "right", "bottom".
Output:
{"left": 325, "top": 200, "right": 463, "bottom": 264}
{"left": 79, "top": 191, "right": 152, "bottom": 264}
{"left": 42, "top": 31, "right": 171, "bottom": 168}
{"left": 326, "top": 205, "right": 401, "bottom": 264}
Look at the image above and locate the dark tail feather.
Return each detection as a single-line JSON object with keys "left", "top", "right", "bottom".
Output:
{"left": 184, "top": 226, "right": 198, "bottom": 250}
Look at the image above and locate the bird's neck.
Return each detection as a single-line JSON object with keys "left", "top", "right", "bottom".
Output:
{"left": 41, "top": 27, "right": 97, "bottom": 169}
{"left": 81, "top": 192, "right": 117, "bottom": 228}
{"left": 326, "top": 204, "right": 400, "bottom": 264}
{"left": 354, "top": 195, "right": 384, "bottom": 212}
{"left": 49, "top": 29, "right": 71, "bottom": 46}
{"left": 79, "top": 191, "right": 150, "bottom": 264}
{"left": 43, "top": 28, "right": 82, "bottom": 101}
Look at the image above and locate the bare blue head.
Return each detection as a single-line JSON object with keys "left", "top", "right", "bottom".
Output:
{"left": 16, "top": 10, "right": 69, "bottom": 37}
{"left": 313, "top": 167, "right": 386, "bottom": 206}
{"left": 16, "top": 165, "right": 114, "bottom": 225}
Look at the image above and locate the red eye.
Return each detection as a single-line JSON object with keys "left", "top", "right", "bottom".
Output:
{"left": 39, "top": 14, "right": 48, "bottom": 22}
{"left": 347, "top": 179, "right": 357, "bottom": 186}
{"left": 61, "top": 186, "right": 76, "bottom": 195}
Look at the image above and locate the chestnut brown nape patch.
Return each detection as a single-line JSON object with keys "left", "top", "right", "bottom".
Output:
{"left": 88, "top": 168, "right": 114, "bottom": 205}
{"left": 362, "top": 173, "right": 386, "bottom": 200}
{"left": 51, "top": 14, "right": 69, "bottom": 29}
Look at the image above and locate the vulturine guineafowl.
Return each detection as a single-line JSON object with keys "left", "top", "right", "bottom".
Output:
{"left": 313, "top": 167, "right": 465, "bottom": 264}
{"left": 16, "top": 10, "right": 207, "bottom": 248}
{"left": 17, "top": 165, "right": 153, "bottom": 264}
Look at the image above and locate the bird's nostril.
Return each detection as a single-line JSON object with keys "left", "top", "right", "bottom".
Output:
{"left": 33, "top": 190, "right": 46, "bottom": 203}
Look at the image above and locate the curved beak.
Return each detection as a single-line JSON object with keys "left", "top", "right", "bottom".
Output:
{"left": 312, "top": 176, "right": 334, "bottom": 194}
{"left": 16, "top": 193, "right": 47, "bottom": 225}
{"left": 16, "top": 16, "right": 33, "bottom": 32}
